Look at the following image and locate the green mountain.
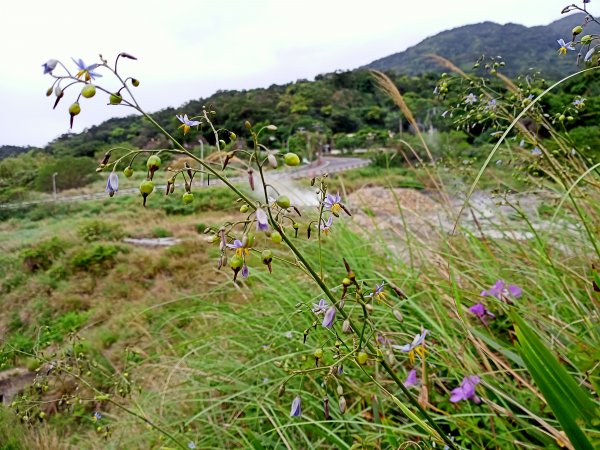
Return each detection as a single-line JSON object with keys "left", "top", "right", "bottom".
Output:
{"left": 365, "top": 14, "right": 586, "bottom": 78}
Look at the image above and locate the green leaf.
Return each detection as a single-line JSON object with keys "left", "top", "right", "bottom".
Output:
{"left": 512, "top": 314, "right": 599, "bottom": 450}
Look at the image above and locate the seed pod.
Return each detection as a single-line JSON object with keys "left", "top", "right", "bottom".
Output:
{"left": 267, "top": 153, "right": 278, "bottom": 168}
{"left": 247, "top": 168, "right": 254, "bottom": 191}
{"left": 342, "top": 320, "right": 352, "bottom": 334}
{"left": 338, "top": 395, "right": 347, "bottom": 414}
{"left": 323, "top": 396, "right": 330, "bottom": 420}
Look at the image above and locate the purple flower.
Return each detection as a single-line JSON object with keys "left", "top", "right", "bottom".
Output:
{"left": 323, "top": 192, "right": 343, "bottom": 216}
{"left": 481, "top": 280, "right": 522, "bottom": 300}
{"left": 557, "top": 39, "right": 575, "bottom": 55}
{"left": 242, "top": 262, "right": 249, "bottom": 278}
{"left": 450, "top": 375, "right": 481, "bottom": 404}
{"left": 393, "top": 330, "right": 428, "bottom": 353}
{"left": 320, "top": 216, "right": 333, "bottom": 235}
{"left": 176, "top": 114, "right": 201, "bottom": 135}
{"left": 404, "top": 369, "right": 418, "bottom": 388}
{"left": 585, "top": 47, "right": 595, "bottom": 62}
{"left": 187, "top": 442, "right": 197, "bottom": 450}
{"left": 573, "top": 98, "right": 586, "bottom": 108}
{"left": 312, "top": 299, "right": 328, "bottom": 315}
{"left": 105, "top": 172, "right": 118, "bottom": 197}
{"left": 322, "top": 306, "right": 336, "bottom": 328}
{"left": 465, "top": 93, "right": 478, "bottom": 105}
{"left": 93, "top": 411, "right": 102, "bottom": 421}
{"left": 42, "top": 59, "right": 58, "bottom": 74}
{"left": 227, "top": 239, "right": 250, "bottom": 257}
{"left": 486, "top": 99, "right": 497, "bottom": 111}
{"left": 290, "top": 396, "right": 302, "bottom": 417}
{"left": 531, "top": 147, "right": 542, "bottom": 156}
{"left": 72, "top": 57, "right": 102, "bottom": 81}
{"left": 468, "top": 303, "right": 496, "bottom": 325}
{"left": 256, "top": 208, "right": 269, "bottom": 231}
{"left": 376, "top": 334, "right": 393, "bottom": 346}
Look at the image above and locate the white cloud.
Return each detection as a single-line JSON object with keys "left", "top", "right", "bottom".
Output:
{"left": 0, "top": 0, "right": 569, "bottom": 146}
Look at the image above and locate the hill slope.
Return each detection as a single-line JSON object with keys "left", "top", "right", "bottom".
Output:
{"left": 364, "top": 14, "right": 586, "bottom": 78}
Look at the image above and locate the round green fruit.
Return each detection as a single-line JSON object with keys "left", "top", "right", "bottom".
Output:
{"left": 68, "top": 102, "right": 81, "bottom": 116}
{"left": 284, "top": 153, "right": 300, "bottom": 166}
{"left": 240, "top": 204, "right": 249, "bottom": 213}
{"left": 230, "top": 254, "right": 243, "bottom": 270}
{"left": 123, "top": 166, "right": 133, "bottom": 178}
{"left": 81, "top": 84, "right": 96, "bottom": 98}
{"left": 357, "top": 351, "right": 368, "bottom": 365}
{"left": 276, "top": 195, "right": 291, "bottom": 208}
{"left": 182, "top": 192, "right": 194, "bottom": 204}
{"left": 146, "top": 155, "right": 161, "bottom": 170}
{"left": 140, "top": 180, "right": 154, "bottom": 195}
{"left": 109, "top": 93, "right": 122, "bottom": 105}
{"left": 270, "top": 231, "right": 282, "bottom": 244}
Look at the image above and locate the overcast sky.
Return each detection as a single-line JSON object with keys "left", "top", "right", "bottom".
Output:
{"left": 0, "top": 0, "right": 574, "bottom": 147}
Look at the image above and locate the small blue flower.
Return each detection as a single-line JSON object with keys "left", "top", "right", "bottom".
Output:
{"left": 290, "top": 396, "right": 302, "bottom": 417}
{"left": 242, "top": 262, "right": 249, "bottom": 278}
{"left": 573, "top": 98, "right": 586, "bottom": 108}
{"left": 486, "top": 99, "right": 497, "bottom": 111}
{"left": 323, "top": 192, "right": 343, "bottom": 216}
{"left": 312, "top": 299, "right": 328, "bottom": 315}
{"left": 72, "top": 57, "right": 102, "bottom": 81}
{"left": 42, "top": 59, "right": 58, "bottom": 74}
{"left": 394, "top": 330, "right": 428, "bottom": 353}
{"left": 557, "top": 39, "right": 575, "bottom": 55}
{"left": 322, "top": 306, "right": 336, "bottom": 328}
{"left": 531, "top": 147, "right": 542, "bottom": 156}
{"left": 366, "top": 281, "right": 386, "bottom": 301}
{"left": 404, "top": 369, "right": 418, "bottom": 388}
{"left": 320, "top": 216, "right": 333, "bottom": 235}
{"left": 93, "top": 411, "right": 102, "bottom": 421}
{"left": 465, "top": 93, "right": 478, "bottom": 105}
{"left": 105, "top": 172, "right": 118, "bottom": 197}
{"left": 187, "top": 442, "right": 197, "bottom": 449}
{"left": 176, "top": 114, "right": 201, "bottom": 135}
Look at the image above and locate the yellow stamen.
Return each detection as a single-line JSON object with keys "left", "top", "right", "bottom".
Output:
{"left": 331, "top": 203, "right": 342, "bottom": 215}
{"left": 409, "top": 350, "right": 415, "bottom": 365}
{"left": 415, "top": 346, "right": 426, "bottom": 359}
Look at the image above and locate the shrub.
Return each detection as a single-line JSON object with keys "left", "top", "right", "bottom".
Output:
{"left": 20, "top": 237, "right": 67, "bottom": 272}
{"left": 78, "top": 220, "right": 124, "bottom": 242}
{"left": 70, "top": 244, "right": 122, "bottom": 272}
{"left": 34, "top": 156, "right": 98, "bottom": 192}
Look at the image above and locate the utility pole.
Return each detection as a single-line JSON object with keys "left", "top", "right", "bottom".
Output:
{"left": 52, "top": 172, "right": 58, "bottom": 201}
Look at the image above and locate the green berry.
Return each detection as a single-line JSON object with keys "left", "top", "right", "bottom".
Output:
{"left": 146, "top": 155, "right": 161, "bottom": 171}
{"left": 182, "top": 192, "right": 194, "bottom": 204}
{"left": 313, "top": 348, "right": 323, "bottom": 359}
{"left": 140, "top": 180, "right": 154, "bottom": 195}
{"left": 123, "top": 166, "right": 133, "bottom": 178}
{"left": 572, "top": 25, "right": 583, "bottom": 36}
{"left": 581, "top": 35, "right": 593, "bottom": 45}
{"left": 240, "top": 204, "right": 249, "bottom": 213}
{"left": 271, "top": 231, "right": 282, "bottom": 244}
{"left": 284, "top": 153, "right": 300, "bottom": 166}
{"left": 69, "top": 102, "right": 81, "bottom": 116}
{"left": 261, "top": 250, "right": 273, "bottom": 264}
{"left": 230, "top": 254, "right": 243, "bottom": 270}
{"left": 109, "top": 93, "right": 122, "bottom": 105}
{"left": 357, "top": 352, "right": 368, "bottom": 365}
{"left": 81, "top": 84, "right": 96, "bottom": 98}
{"left": 276, "top": 195, "right": 291, "bottom": 208}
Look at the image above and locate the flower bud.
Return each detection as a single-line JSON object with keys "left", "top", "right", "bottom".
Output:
{"left": 393, "top": 309, "right": 404, "bottom": 322}
{"left": 219, "top": 139, "right": 226, "bottom": 148}
{"left": 266, "top": 124, "right": 278, "bottom": 131}
{"left": 267, "top": 153, "right": 278, "bottom": 168}
{"left": 182, "top": 192, "right": 194, "bottom": 204}
{"left": 81, "top": 84, "right": 96, "bottom": 98}
{"left": 342, "top": 320, "right": 352, "bottom": 334}
{"left": 109, "top": 93, "right": 122, "bottom": 105}
{"left": 131, "top": 78, "right": 140, "bottom": 87}
{"left": 229, "top": 131, "right": 237, "bottom": 141}
{"left": 46, "top": 87, "right": 53, "bottom": 96}
{"left": 55, "top": 86, "right": 63, "bottom": 97}
{"left": 572, "top": 25, "right": 583, "bottom": 36}
{"left": 357, "top": 351, "right": 368, "bottom": 365}
{"left": 313, "top": 348, "right": 323, "bottom": 359}
{"left": 244, "top": 120, "right": 252, "bottom": 129}
{"left": 338, "top": 395, "right": 347, "bottom": 414}
{"left": 123, "top": 166, "right": 133, "bottom": 177}
{"left": 276, "top": 195, "right": 291, "bottom": 209}
{"left": 284, "top": 153, "right": 300, "bottom": 166}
